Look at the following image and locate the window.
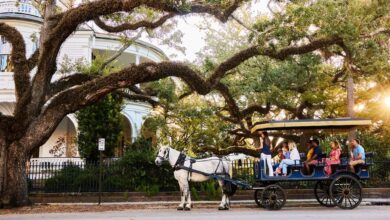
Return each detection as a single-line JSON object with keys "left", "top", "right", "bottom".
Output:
{"left": 0, "top": 36, "right": 9, "bottom": 54}
{"left": 32, "top": 41, "right": 38, "bottom": 53}
{"left": 0, "top": 54, "right": 8, "bottom": 72}
{"left": 0, "top": 36, "right": 6, "bottom": 44}
{"left": 0, "top": 35, "right": 10, "bottom": 72}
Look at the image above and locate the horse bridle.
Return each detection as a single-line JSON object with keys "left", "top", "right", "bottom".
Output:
{"left": 157, "top": 148, "right": 188, "bottom": 170}
{"left": 156, "top": 147, "right": 170, "bottom": 161}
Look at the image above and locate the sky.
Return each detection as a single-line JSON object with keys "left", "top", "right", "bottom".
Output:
{"left": 164, "top": 16, "right": 207, "bottom": 61}
{"left": 153, "top": 0, "right": 270, "bottom": 62}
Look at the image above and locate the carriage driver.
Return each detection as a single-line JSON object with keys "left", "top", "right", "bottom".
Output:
{"left": 348, "top": 139, "right": 366, "bottom": 173}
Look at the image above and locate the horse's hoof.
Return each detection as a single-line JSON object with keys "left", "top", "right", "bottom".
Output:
{"left": 177, "top": 207, "right": 184, "bottom": 211}
{"left": 184, "top": 206, "right": 191, "bottom": 211}
{"left": 218, "top": 206, "right": 229, "bottom": 210}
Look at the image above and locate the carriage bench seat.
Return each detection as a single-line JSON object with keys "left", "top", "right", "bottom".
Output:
{"left": 287, "top": 163, "right": 304, "bottom": 173}
{"left": 354, "top": 152, "right": 373, "bottom": 173}
{"left": 330, "top": 152, "right": 374, "bottom": 174}
{"left": 331, "top": 164, "right": 347, "bottom": 173}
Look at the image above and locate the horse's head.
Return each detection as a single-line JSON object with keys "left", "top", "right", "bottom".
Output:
{"left": 155, "top": 145, "right": 170, "bottom": 167}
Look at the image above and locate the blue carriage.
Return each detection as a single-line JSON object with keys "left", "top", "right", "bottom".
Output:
{"left": 246, "top": 118, "right": 373, "bottom": 210}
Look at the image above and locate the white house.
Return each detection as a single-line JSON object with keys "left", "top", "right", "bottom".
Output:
{"left": 0, "top": 0, "right": 166, "bottom": 161}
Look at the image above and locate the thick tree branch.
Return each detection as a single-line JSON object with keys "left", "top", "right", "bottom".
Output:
{"left": 30, "top": 33, "right": 345, "bottom": 150}
{"left": 48, "top": 74, "right": 95, "bottom": 98}
{"left": 215, "top": 83, "right": 242, "bottom": 120}
{"left": 332, "top": 66, "right": 346, "bottom": 83}
{"left": 241, "top": 103, "right": 271, "bottom": 117}
{"left": 30, "top": 0, "right": 246, "bottom": 118}
{"left": 127, "top": 85, "right": 144, "bottom": 94}
{"left": 0, "top": 23, "right": 30, "bottom": 99}
{"left": 178, "top": 90, "right": 194, "bottom": 100}
{"left": 26, "top": 50, "right": 39, "bottom": 71}
{"left": 363, "top": 28, "right": 390, "bottom": 38}
{"left": 94, "top": 13, "right": 175, "bottom": 33}
{"left": 113, "top": 90, "right": 159, "bottom": 107}
{"left": 216, "top": 111, "right": 240, "bottom": 124}
{"left": 208, "top": 35, "right": 343, "bottom": 87}
{"left": 44, "top": 34, "right": 345, "bottom": 129}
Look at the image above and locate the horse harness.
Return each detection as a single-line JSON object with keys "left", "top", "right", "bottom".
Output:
{"left": 164, "top": 149, "right": 237, "bottom": 196}
{"left": 173, "top": 152, "right": 228, "bottom": 181}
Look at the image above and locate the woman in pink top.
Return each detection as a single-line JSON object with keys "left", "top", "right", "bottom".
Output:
{"left": 324, "top": 141, "right": 341, "bottom": 176}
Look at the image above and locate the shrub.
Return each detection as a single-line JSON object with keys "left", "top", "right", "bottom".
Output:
{"left": 76, "top": 94, "right": 123, "bottom": 162}
{"left": 44, "top": 138, "right": 179, "bottom": 193}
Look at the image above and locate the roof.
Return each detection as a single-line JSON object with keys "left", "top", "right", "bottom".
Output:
{"left": 251, "top": 118, "right": 372, "bottom": 133}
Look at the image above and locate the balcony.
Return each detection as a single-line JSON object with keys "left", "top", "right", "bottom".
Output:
{"left": 0, "top": 0, "right": 40, "bottom": 17}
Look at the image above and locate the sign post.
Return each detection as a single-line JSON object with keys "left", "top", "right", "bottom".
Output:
{"left": 98, "top": 138, "right": 105, "bottom": 205}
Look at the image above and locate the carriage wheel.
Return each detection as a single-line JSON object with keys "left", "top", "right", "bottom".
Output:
{"left": 261, "top": 184, "right": 286, "bottom": 210}
{"left": 329, "top": 175, "right": 362, "bottom": 209}
{"left": 314, "top": 181, "right": 336, "bottom": 207}
{"left": 254, "top": 189, "right": 264, "bottom": 207}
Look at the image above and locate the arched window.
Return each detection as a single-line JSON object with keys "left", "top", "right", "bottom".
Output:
{"left": 0, "top": 36, "right": 9, "bottom": 72}
{"left": 32, "top": 40, "right": 38, "bottom": 53}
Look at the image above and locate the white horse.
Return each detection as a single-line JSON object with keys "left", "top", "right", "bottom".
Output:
{"left": 155, "top": 145, "right": 233, "bottom": 211}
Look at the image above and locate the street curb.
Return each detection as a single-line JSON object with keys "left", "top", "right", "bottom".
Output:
{"left": 38, "top": 198, "right": 390, "bottom": 208}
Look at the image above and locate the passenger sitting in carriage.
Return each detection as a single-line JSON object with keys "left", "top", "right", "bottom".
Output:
{"left": 272, "top": 148, "right": 284, "bottom": 170}
{"left": 304, "top": 139, "right": 323, "bottom": 174}
{"left": 305, "top": 140, "right": 314, "bottom": 161}
{"left": 324, "top": 141, "right": 341, "bottom": 176}
{"left": 348, "top": 139, "right": 366, "bottom": 173}
{"left": 282, "top": 142, "right": 290, "bottom": 159}
{"left": 272, "top": 142, "right": 289, "bottom": 170}
{"left": 274, "top": 142, "right": 300, "bottom": 176}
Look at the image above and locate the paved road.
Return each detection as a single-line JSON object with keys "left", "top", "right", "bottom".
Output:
{"left": 1, "top": 206, "right": 389, "bottom": 220}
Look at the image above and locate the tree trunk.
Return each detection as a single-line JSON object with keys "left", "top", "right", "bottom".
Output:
{"left": 346, "top": 74, "right": 356, "bottom": 140}
{"left": 253, "top": 136, "right": 261, "bottom": 149}
{"left": 299, "top": 132, "right": 311, "bottom": 150}
{"left": 0, "top": 139, "right": 30, "bottom": 207}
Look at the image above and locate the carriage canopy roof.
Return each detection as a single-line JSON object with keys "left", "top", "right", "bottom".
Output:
{"left": 251, "top": 118, "right": 372, "bottom": 133}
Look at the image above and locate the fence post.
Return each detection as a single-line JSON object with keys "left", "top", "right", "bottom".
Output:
{"left": 98, "top": 151, "right": 103, "bottom": 205}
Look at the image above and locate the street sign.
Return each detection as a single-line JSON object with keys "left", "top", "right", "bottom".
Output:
{"left": 98, "top": 138, "right": 105, "bottom": 151}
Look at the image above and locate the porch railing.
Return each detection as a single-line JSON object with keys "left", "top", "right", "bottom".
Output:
{"left": 0, "top": 1, "right": 41, "bottom": 17}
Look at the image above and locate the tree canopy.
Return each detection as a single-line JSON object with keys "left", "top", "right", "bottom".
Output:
{"left": 145, "top": 0, "right": 390, "bottom": 155}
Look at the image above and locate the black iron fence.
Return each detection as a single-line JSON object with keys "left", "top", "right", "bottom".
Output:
{"left": 27, "top": 159, "right": 177, "bottom": 193}
{"left": 27, "top": 157, "right": 390, "bottom": 193}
